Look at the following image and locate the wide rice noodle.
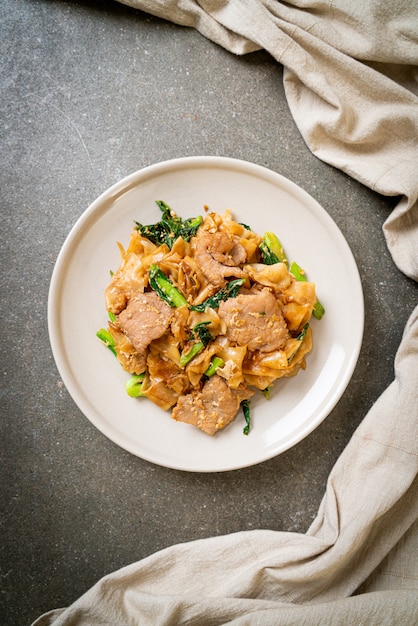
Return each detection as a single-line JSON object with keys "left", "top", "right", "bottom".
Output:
{"left": 103, "top": 207, "right": 318, "bottom": 420}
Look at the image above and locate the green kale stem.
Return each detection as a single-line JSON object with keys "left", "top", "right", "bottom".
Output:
{"left": 179, "top": 341, "right": 205, "bottom": 367}
{"left": 149, "top": 264, "right": 188, "bottom": 308}
{"left": 96, "top": 328, "right": 117, "bottom": 356}
{"left": 289, "top": 261, "right": 325, "bottom": 320}
{"left": 180, "top": 321, "right": 213, "bottom": 367}
{"left": 204, "top": 356, "right": 225, "bottom": 377}
{"left": 261, "top": 386, "right": 271, "bottom": 399}
{"left": 125, "top": 372, "right": 146, "bottom": 398}
{"left": 260, "top": 231, "right": 286, "bottom": 264}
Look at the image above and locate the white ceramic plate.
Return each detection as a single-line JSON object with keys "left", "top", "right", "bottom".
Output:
{"left": 48, "top": 156, "right": 364, "bottom": 472}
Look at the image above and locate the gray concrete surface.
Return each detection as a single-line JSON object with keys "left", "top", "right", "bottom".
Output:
{"left": 1, "top": 1, "right": 416, "bottom": 624}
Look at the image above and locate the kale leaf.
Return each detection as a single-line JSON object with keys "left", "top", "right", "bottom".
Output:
{"left": 136, "top": 200, "right": 202, "bottom": 249}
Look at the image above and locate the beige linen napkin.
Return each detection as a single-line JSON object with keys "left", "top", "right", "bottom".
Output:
{"left": 33, "top": 1, "right": 418, "bottom": 624}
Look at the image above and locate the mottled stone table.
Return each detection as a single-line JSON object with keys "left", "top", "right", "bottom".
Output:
{"left": 1, "top": 1, "right": 416, "bottom": 624}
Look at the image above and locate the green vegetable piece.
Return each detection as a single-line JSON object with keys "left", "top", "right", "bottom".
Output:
{"left": 296, "top": 323, "right": 309, "bottom": 342}
{"left": 149, "top": 264, "right": 188, "bottom": 308}
{"left": 179, "top": 214, "right": 204, "bottom": 241}
{"left": 290, "top": 261, "right": 325, "bottom": 320}
{"left": 262, "top": 231, "right": 286, "bottom": 264}
{"left": 190, "top": 278, "right": 246, "bottom": 312}
{"left": 288, "top": 323, "right": 309, "bottom": 363}
{"left": 107, "top": 311, "right": 116, "bottom": 323}
{"left": 261, "top": 386, "right": 271, "bottom": 400}
{"left": 179, "top": 321, "right": 213, "bottom": 367}
{"left": 96, "top": 328, "right": 117, "bottom": 356}
{"left": 192, "top": 321, "right": 213, "bottom": 346}
{"left": 259, "top": 241, "right": 279, "bottom": 265}
{"left": 204, "top": 356, "right": 225, "bottom": 377}
{"left": 289, "top": 260, "right": 306, "bottom": 281}
{"left": 136, "top": 200, "right": 203, "bottom": 249}
{"left": 241, "top": 399, "right": 251, "bottom": 435}
{"left": 179, "top": 341, "right": 204, "bottom": 368}
{"left": 125, "top": 373, "right": 146, "bottom": 398}
{"left": 312, "top": 301, "right": 325, "bottom": 320}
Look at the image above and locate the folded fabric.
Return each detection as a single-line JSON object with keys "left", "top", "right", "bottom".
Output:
{"left": 31, "top": 306, "right": 418, "bottom": 623}
{"left": 33, "top": 1, "right": 418, "bottom": 624}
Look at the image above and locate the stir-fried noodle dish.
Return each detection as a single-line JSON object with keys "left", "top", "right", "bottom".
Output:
{"left": 97, "top": 201, "right": 324, "bottom": 436}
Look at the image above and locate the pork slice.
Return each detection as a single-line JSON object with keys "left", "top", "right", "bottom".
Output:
{"left": 195, "top": 231, "right": 246, "bottom": 287}
{"left": 172, "top": 375, "right": 254, "bottom": 435}
{"left": 218, "top": 288, "right": 288, "bottom": 352}
{"left": 117, "top": 291, "right": 173, "bottom": 354}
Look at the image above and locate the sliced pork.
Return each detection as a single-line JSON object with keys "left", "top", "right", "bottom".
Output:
{"left": 218, "top": 288, "right": 289, "bottom": 352}
{"left": 195, "top": 231, "right": 247, "bottom": 287}
{"left": 117, "top": 291, "right": 173, "bottom": 354}
{"left": 172, "top": 374, "right": 254, "bottom": 435}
